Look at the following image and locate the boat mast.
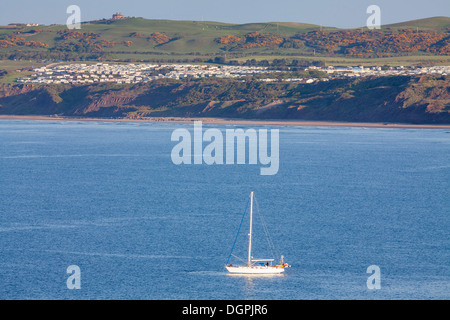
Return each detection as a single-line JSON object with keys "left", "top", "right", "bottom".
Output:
{"left": 248, "top": 191, "right": 254, "bottom": 266}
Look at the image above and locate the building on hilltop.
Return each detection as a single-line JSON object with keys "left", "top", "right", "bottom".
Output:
{"left": 112, "top": 13, "right": 126, "bottom": 20}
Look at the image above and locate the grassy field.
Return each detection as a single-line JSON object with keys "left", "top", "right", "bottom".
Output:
{"left": 384, "top": 16, "right": 450, "bottom": 30}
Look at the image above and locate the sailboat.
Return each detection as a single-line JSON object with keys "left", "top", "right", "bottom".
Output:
{"left": 225, "top": 191, "right": 290, "bottom": 275}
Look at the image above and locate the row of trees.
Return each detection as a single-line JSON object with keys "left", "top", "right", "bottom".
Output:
{"left": 211, "top": 56, "right": 325, "bottom": 68}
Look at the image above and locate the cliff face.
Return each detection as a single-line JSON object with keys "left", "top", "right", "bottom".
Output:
{"left": 0, "top": 76, "right": 449, "bottom": 124}
{"left": 0, "top": 84, "right": 37, "bottom": 98}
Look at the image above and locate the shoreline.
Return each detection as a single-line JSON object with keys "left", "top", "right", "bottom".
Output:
{"left": 1, "top": 115, "right": 450, "bottom": 129}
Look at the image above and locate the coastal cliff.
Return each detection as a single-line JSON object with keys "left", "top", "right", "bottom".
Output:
{"left": 0, "top": 75, "right": 448, "bottom": 124}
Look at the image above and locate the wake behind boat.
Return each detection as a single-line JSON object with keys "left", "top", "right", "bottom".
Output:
{"left": 225, "top": 191, "right": 290, "bottom": 275}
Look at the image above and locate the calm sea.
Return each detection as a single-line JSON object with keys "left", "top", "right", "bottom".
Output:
{"left": 0, "top": 120, "right": 449, "bottom": 300}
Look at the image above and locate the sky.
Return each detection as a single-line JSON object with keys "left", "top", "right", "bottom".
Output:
{"left": 0, "top": 0, "right": 448, "bottom": 28}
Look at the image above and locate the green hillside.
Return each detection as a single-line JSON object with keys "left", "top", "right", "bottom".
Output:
{"left": 0, "top": 16, "right": 449, "bottom": 63}
{"left": 383, "top": 16, "right": 450, "bottom": 31}
{"left": 75, "top": 18, "right": 326, "bottom": 55}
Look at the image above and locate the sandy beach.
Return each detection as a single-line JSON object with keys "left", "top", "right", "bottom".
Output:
{"left": 1, "top": 115, "right": 450, "bottom": 129}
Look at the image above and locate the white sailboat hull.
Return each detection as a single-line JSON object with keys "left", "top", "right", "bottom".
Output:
{"left": 226, "top": 265, "right": 285, "bottom": 274}
{"left": 225, "top": 192, "right": 290, "bottom": 275}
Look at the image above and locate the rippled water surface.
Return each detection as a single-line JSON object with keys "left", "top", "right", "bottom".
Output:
{"left": 0, "top": 120, "right": 448, "bottom": 299}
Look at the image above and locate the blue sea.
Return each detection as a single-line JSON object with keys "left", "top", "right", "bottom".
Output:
{"left": 0, "top": 120, "right": 449, "bottom": 300}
